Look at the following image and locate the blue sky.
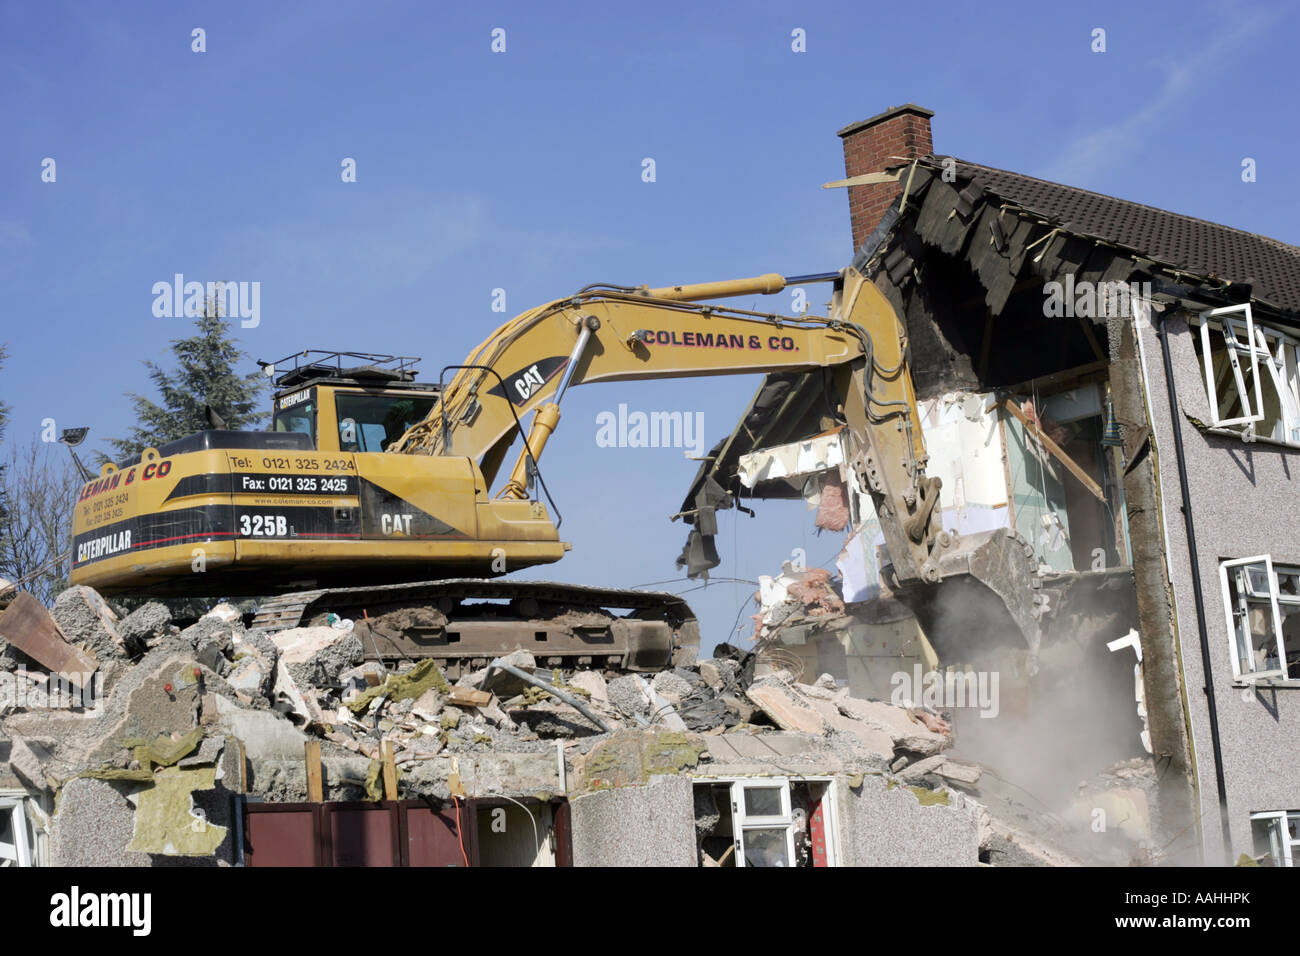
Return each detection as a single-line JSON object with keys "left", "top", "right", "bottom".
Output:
{"left": 2, "top": 0, "right": 1297, "bottom": 649}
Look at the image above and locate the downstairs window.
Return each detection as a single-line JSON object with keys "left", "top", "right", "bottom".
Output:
{"left": 1251, "top": 811, "right": 1299, "bottom": 866}
{"left": 1220, "top": 556, "right": 1300, "bottom": 683}
{"left": 693, "top": 777, "right": 838, "bottom": 867}
{"left": 0, "top": 795, "right": 41, "bottom": 867}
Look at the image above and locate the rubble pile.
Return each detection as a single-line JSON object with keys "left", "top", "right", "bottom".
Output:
{"left": 0, "top": 588, "right": 967, "bottom": 768}
{"left": 0, "top": 583, "right": 1144, "bottom": 866}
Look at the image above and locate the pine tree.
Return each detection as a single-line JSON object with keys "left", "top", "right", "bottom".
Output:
{"left": 106, "top": 301, "right": 267, "bottom": 461}
{"left": 0, "top": 344, "right": 9, "bottom": 443}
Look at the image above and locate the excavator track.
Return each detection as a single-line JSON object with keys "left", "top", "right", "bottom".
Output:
{"left": 250, "top": 578, "right": 700, "bottom": 679}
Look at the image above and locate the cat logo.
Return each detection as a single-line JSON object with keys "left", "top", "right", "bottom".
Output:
{"left": 512, "top": 364, "right": 546, "bottom": 402}
{"left": 381, "top": 513, "right": 414, "bottom": 534}
{"left": 487, "top": 356, "right": 567, "bottom": 407}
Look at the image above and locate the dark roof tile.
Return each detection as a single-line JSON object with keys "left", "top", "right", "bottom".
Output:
{"left": 925, "top": 156, "right": 1300, "bottom": 313}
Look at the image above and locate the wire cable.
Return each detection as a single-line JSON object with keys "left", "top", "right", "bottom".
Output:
{"left": 494, "top": 793, "right": 541, "bottom": 861}
{"left": 451, "top": 794, "right": 471, "bottom": 867}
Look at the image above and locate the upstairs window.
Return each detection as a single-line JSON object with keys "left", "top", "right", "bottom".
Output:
{"left": 1194, "top": 305, "right": 1300, "bottom": 445}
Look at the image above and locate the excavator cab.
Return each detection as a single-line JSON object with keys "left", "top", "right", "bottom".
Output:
{"left": 267, "top": 352, "right": 441, "bottom": 453}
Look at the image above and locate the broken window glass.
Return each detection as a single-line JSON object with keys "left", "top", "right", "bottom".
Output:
{"left": 1220, "top": 556, "right": 1292, "bottom": 681}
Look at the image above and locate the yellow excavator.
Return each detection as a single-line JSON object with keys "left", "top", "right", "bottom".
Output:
{"left": 69, "top": 265, "right": 1043, "bottom": 674}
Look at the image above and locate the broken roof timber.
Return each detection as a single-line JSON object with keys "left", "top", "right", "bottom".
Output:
{"left": 920, "top": 155, "right": 1300, "bottom": 317}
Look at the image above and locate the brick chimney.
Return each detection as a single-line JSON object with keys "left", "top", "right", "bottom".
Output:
{"left": 837, "top": 104, "right": 934, "bottom": 249}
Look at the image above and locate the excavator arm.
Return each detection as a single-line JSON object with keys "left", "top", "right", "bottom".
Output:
{"left": 390, "top": 274, "right": 863, "bottom": 480}
{"left": 389, "top": 266, "right": 1001, "bottom": 597}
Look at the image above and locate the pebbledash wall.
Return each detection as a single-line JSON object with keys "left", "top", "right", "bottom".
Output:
{"left": 48, "top": 747, "right": 985, "bottom": 867}
{"left": 1134, "top": 307, "right": 1300, "bottom": 864}
{"left": 570, "top": 770, "right": 982, "bottom": 867}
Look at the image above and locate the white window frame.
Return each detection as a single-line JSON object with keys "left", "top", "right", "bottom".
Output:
{"left": 1197, "top": 305, "right": 1300, "bottom": 444}
{"left": 731, "top": 778, "right": 795, "bottom": 867}
{"left": 695, "top": 776, "right": 840, "bottom": 868}
{"left": 0, "top": 794, "right": 34, "bottom": 868}
{"left": 1250, "top": 810, "right": 1299, "bottom": 866}
{"left": 1219, "top": 555, "right": 1296, "bottom": 683}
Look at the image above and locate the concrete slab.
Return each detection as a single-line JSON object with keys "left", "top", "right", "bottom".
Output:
{"left": 746, "top": 680, "right": 825, "bottom": 734}
{"left": 52, "top": 586, "right": 128, "bottom": 661}
{"left": 834, "top": 694, "right": 949, "bottom": 755}
{"left": 210, "top": 694, "right": 309, "bottom": 760}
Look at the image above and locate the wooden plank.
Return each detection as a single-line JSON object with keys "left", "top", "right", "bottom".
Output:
{"left": 304, "top": 740, "right": 323, "bottom": 803}
{"left": 380, "top": 741, "right": 398, "bottom": 800}
{"left": 1108, "top": 444, "right": 1131, "bottom": 565}
{"left": 997, "top": 413, "right": 1017, "bottom": 533}
{"left": 822, "top": 170, "right": 901, "bottom": 189}
{"left": 0, "top": 591, "right": 98, "bottom": 686}
{"left": 1000, "top": 399, "right": 1106, "bottom": 503}
{"left": 447, "top": 687, "right": 492, "bottom": 708}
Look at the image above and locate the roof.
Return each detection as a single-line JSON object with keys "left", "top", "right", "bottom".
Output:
{"left": 929, "top": 156, "right": 1300, "bottom": 315}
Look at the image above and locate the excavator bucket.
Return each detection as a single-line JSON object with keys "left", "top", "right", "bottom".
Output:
{"left": 885, "top": 526, "right": 1047, "bottom": 666}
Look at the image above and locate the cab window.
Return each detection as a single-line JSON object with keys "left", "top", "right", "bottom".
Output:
{"left": 335, "top": 392, "right": 439, "bottom": 452}
{"left": 273, "top": 389, "right": 316, "bottom": 440}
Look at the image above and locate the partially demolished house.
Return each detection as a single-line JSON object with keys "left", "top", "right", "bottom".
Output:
{"left": 3, "top": 106, "right": 1298, "bottom": 870}
{"left": 682, "top": 104, "right": 1300, "bottom": 866}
